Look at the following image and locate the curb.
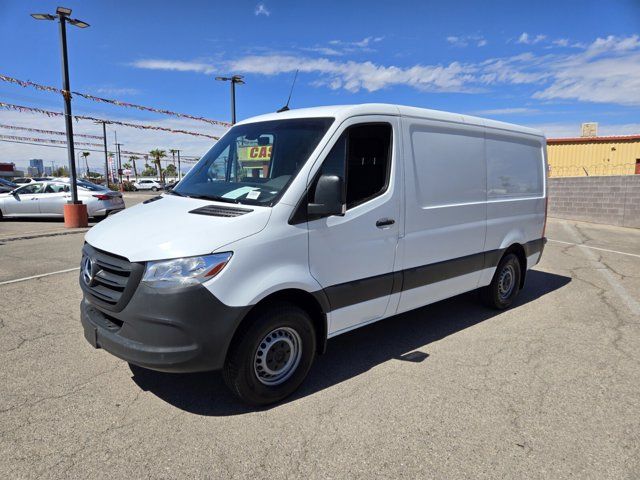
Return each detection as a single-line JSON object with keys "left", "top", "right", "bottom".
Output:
{"left": 0, "top": 228, "right": 89, "bottom": 243}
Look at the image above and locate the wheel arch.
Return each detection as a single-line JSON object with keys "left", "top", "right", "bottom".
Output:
{"left": 227, "top": 288, "right": 329, "bottom": 361}
{"left": 501, "top": 243, "right": 527, "bottom": 289}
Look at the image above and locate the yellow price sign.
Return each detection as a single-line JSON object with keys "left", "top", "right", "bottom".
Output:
{"left": 238, "top": 145, "right": 272, "bottom": 162}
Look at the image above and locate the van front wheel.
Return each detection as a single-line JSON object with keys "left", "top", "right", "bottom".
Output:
{"left": 223, "top": 303, "right": 316, "bottom": 406}
{"left": 481, "top": 253, "right": 521, "bottom": 309}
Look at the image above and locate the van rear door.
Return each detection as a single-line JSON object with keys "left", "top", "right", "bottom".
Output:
{"left": 307, "top": 116, "right": 401, "bottom": 336}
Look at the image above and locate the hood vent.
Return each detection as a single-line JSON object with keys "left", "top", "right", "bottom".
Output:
{"left": 143, "top": 195, "right": 163, "bottom": 204}
{"left": 189, "top": 205, "right": 253, "bottom": 217}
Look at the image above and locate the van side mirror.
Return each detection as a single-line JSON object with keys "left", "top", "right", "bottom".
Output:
{"left": 11, "top": 190, "right": 19, "bottom": 198}
{"left": 308, "top": 174, "right": 345, "bottom": 217}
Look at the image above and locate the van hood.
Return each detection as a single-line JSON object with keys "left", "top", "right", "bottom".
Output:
{"left": 85, "top": 195, "right": 272, "bottom": 262}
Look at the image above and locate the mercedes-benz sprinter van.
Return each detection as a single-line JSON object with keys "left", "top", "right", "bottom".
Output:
{"left": 80, "top": 104, "right": 547, "bottom": 405}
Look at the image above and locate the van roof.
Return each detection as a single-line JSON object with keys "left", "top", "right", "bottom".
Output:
{"left": 236, "top": 103, "right": 545, "bottom": 138}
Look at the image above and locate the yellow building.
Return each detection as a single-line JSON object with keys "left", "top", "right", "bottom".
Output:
{"left": 547, "top": 135, "right": 640, "bottom": 177}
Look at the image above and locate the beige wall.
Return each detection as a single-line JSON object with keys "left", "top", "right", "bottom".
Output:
{"left": 547, "top": 140, "right": 640, "bottom": 177}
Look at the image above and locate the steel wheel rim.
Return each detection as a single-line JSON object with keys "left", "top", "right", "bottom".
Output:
{"left": 498, "top": 264, "right": 516, "bottom": 301}
{"left": 254, "top": 327, "right": 302, "bottom": 386}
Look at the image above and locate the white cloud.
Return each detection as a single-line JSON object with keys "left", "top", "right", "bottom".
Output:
{"left": 532, "top": 35, "right": 640, "bottom": 106}
{"left": 517, "top": 32, "right": 547, "bottom": 45}
{"left": 95, "top": 87, "right": 141, "bottom": 96}
{"left": 130, "top": 59, "right": 216, "bottom": 74}
{"left": 447, "top": 35, "right": 487, "bottom": 47}
{"left": 226, "top": 55, "right": 477, "bottom": 93}
{"left": 255, "top": 3, "right": 270, "bottom": 16}
{"left": 472, "top": 107, "right": 538, "bottom": 115}
{"left": 128, "top": 35, "right": 640, "bottom": 105}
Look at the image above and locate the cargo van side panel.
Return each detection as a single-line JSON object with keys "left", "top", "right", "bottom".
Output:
{"left": 395, "top": 118, "right": 487, "bottom": 314}
{"left": 479, "top": 129, "right": 546, "bottom": 286}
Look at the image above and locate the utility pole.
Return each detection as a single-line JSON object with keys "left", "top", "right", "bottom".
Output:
{"left": 95, "top": 120, "right": 109, "bottom": 185}
{"left": 177, "top": 150, "right": 181, "bottom": 180}
{"left": 115, "top": 143, "right": 123, "bottom": 186}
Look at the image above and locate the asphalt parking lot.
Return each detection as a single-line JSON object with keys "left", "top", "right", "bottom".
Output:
{"left": 1, "top": 212, "right": 639, "bottom": 479}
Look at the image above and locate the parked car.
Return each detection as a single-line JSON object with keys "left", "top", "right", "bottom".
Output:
{"left": 0, "top": 180, "right": 125, "bottom": 219}
{"left": 133, "top": 179, "right": 163, "bottom": 191}
{"left": 0, "top": 178, "right": 17, "bottom": 193}
{"left": 80, "top": 104, "right": 547, "bottom": 406}
{"left": 13, "top": 177, "right": 53, "bottom": 184}
{"left": 164, "top": 180, "right": 179, "bottom": 191}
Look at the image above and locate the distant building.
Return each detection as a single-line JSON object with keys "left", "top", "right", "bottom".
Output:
{"left": 27, "top": 166, "right": 40, "bottom": 177}
{"left": 547, "top": 134, "right": 640, "bottom": 177}
{"left": 44, "top": 166, "right": 53, "bottom": 176}
{"left": 29, "top": 159, "right": 44, "bottom": 175}
{"left": 0, "top": 162, "right": 19, "bottom": 178}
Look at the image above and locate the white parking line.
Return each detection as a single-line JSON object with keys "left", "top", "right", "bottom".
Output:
{"left": 0, "top": 267, "right": 80, "bottom": 286}
{"left": 548, "top": 239, "right": 640, "bottom": 259}
{"left": 558, "top": 224, "right": 640, "bottom": 316}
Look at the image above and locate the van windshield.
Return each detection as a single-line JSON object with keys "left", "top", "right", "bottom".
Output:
{"left": 173, "top": 118, "right": 334, "bottom": 206}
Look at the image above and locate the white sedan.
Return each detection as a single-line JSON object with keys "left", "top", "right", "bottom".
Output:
{"left": 0, "top": 180, "right": 125, "bottom": 220}
{"left": 133, "top": 179, "right": 163, "bottom": 191}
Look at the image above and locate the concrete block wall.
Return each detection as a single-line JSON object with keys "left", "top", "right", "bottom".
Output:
{"left": 548, "top": 175, "right": 640, "bottom": 228}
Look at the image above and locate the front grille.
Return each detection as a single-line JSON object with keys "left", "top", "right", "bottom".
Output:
{"left": 81, "top": 244, "right": 144, "bottom": 312}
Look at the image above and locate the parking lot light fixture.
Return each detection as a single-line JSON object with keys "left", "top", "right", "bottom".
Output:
{"left": 31, "top": 13, "right": 56, "bottom": 20}
{"left": 30, "top": 6, "right": 90, "bottom": 227}
{"left": 215, "top": 75, "right": 244, "bottom": 124}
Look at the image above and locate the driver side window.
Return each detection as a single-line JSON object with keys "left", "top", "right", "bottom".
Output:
{"left": 17, "top": 183, "right": 44, "bottom": 195}
{"left": 314, "top": 123, "right": 392, "bottom": 210}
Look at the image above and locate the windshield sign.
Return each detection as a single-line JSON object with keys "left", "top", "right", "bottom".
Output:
{"left": 174, "top": 118, "right": 333, "bottom": 206}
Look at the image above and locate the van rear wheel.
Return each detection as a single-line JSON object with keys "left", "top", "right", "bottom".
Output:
{"left": 481, "top": 253, "right": 521, "bottom": 309}
{"left": 223, "top": 303, "right": 316, "bottom": 406}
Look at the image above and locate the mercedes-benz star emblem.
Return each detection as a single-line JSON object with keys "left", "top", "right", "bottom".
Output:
{"left": 81, "top": 256, "right": 94, "bottom": 286}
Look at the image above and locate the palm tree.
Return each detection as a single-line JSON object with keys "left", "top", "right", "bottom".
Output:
{"left": 169, "top": 149, "right": 178, "bottom": 167}
{"left": 129, "top": 155, "right": 139, "bottom": 180}
{"left": 81, "top": 151, "right": 90, "bottom": 177}
{"left": 149, "top": 149, "right": 166, "bottom": 182}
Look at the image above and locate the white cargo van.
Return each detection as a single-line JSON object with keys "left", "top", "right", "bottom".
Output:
{"left": 80, "top": 104, "right": 547, "bottom": 405}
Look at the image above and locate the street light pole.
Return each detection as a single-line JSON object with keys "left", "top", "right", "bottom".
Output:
{"left": 215, "top": 75, "right": 244, "bottom": 124}
{"left": 31, "top": 7, "right": 89, "bottom": 227}
{"left": 57, "top": 13, "right": 80, "bottom": 203}
{"left": 177, "top": 150, "right": 181, "bottom": 180}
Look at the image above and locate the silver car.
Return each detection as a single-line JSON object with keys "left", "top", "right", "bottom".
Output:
{"left": 0, "top": 180, "right": 125, "bottom": 220}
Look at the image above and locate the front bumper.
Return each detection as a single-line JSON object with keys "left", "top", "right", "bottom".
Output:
{"left": 81, "top": 282, "right": 250, "bottom": 373}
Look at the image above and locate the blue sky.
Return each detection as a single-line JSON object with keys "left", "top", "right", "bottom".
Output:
{"left": 0, "top": 0, "right": 639, "bottom": 169}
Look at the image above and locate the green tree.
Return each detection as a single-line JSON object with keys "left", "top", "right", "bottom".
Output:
{"left": 165, "top": 163, "right": 177, "bottom": 177}
{"left": 149, "top": 149, "right": 166, "bottom": 181}
{"left": 129, "top": 155, "right": 139, "bottom": 180}
{"left": 53, "top": 166, "right": 69, "bottom": 177}
{"left": 141, "top": 163, "right": 156, "bottom": 177}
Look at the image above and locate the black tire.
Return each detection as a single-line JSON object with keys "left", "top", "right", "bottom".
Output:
{"left": 133, "top": 187, "right": 138, "bottom": 192}
{"left": 0, "top": 209, "right": 3, "bottom": 221}
{"left": 151, "top": 186, "right": 158, "bottom": 192}
{"left": 481, "top": 253, "right": 521, "bottom": 309}
{"left": 223, "top": 303, "right": 316, "bottom": 406}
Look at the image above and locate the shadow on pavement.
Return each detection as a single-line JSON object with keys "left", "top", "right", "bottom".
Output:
{"left": 129, "top": 269, "right": 571, "bottom": 416}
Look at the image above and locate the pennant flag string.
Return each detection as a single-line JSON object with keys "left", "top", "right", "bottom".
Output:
{"left": 0, "top": 74, "right": 231, "bottom": 127}
{"left": 0, "top": 133, "right": 104, "bottom": 148}
{"left": 0, "top": 102, "right": 220, "bottom": 139}
{"left": 0, "top": 134, "right": 201, "bottom": 162}
{"left": 0, "top": 123, "right": 104, "bottom": 139}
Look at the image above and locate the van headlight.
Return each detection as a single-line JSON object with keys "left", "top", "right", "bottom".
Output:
{"left": 142, "top": 252, "right": 232, "bottom": 289}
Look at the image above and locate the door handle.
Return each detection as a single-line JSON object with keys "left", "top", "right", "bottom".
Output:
{"left": 376, "top": 218, "right": 395, "bottom": 228}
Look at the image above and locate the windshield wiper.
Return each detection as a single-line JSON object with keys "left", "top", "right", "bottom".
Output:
{"left": 186, "top": 194, "right": 240, "bottom": 204}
